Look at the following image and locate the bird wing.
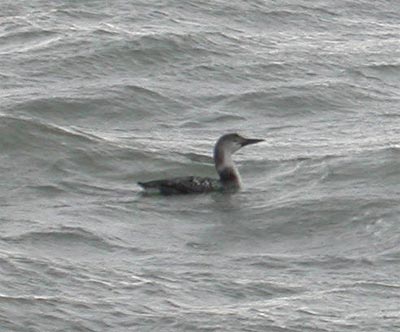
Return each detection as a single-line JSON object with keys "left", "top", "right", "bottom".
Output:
{"left": 138, "top": 176, "right": 221, "bottom": 195}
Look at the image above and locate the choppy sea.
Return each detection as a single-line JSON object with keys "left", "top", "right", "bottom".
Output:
{"left": 1, "top": 1, "right": 400, "bottom": 331}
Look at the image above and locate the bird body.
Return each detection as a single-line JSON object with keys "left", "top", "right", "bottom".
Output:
{"left": 138, "top": 133, "right": 263, "bottom": 195}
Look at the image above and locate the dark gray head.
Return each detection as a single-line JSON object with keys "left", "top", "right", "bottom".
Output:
{"left": 214, "top": 133, "right": 264, "bottom": 157}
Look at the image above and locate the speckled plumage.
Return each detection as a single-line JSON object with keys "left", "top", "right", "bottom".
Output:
{"left": 138, "top": 176, "right": 222, "bottom": 195}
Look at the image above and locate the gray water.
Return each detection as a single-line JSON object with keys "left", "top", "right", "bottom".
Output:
{"left": 1, "top": 1, "right": 400, "bottom": 331}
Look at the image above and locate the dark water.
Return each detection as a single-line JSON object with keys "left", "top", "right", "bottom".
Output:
{"left": 1, "top": 1, "right": 400, "bottom": 331}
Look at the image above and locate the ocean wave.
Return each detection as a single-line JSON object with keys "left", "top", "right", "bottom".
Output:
{"left": 362, "top": 62, "right": 400, "bottom": 72}
{"left": 1, "top": 225, "right": 147, "bottom": 256}
{"left": 5, "top": 225, "right": 106, "bottom": 244}
{"left": 0, "top": 115, "right": 99, "bottom": 151}
{"left": 0, "top": 28, "right": 60, "bottom": 55}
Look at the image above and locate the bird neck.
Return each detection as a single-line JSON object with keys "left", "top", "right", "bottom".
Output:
{"left": 214, "top": 149, "right": 241, "bottom": 188}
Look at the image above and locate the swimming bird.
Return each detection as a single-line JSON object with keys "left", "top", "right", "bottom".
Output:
{"left": 138, "top": 133, "right": 264, "bottom": 195}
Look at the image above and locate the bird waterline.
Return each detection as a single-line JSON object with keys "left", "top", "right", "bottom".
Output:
{"left": 138, "top": 133, "right": 264, "bottom": 195}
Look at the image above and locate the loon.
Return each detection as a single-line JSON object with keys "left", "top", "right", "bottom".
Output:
{"left": 138, "top": 133, "right": 264, "bottom": 195}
